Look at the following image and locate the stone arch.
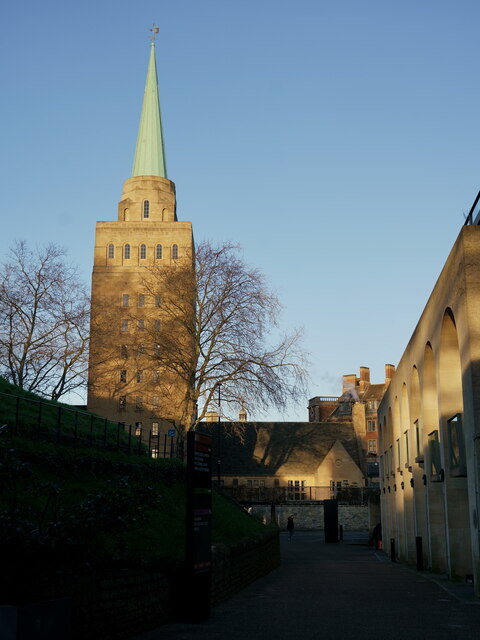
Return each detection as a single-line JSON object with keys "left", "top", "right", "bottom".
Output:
{"left": 438, "top": 307, "right": 472, "bottom": 579}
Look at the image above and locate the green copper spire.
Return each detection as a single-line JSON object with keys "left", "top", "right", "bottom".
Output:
{"left": 132, "top": 38, "right": 168, "bottom": 178}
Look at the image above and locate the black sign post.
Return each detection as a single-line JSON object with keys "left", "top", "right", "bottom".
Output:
{"left": 186, "top": 431, "right": 212, "bottom": 622}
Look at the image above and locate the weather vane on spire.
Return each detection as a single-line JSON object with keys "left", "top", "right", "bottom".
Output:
{"left": 150, "top": 25, "right": 160, "bottom": 42}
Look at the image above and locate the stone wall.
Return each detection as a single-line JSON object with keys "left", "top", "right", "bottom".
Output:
{"left": 211, "top": 529, "right": 280, "bottom": 605}
{"left": 251, "top": 503, "right": 370, "bottom": 533}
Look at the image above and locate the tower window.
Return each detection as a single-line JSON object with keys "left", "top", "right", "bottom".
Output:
{"left": 155, "top": 344, "right": 161, "bottom": 358}
{"left": 122, "top": 294, "right": 129, "bottom": 307}
{"left": 140, "top": 244, "right": 146, "bottom": 259}
{"left": 120, "top": 370, "right": 127, "bottom": 383}
{"left": 143, "top": 201, "right": 150, "bottom": 218}
{"left": 124, "top": 244, "right": 131, "bottom": 259}
{"left": 137, "top": 370, "right": 143, "bottom": 383}
{"left": 152, "top": 422, "right": 159, "bottom": 436}
{"left": 108, "top": 244, "right": 114, "bottom": 259}
{"left": 135, "top": 421, "right": 142, "bottom": 435}
{"left": 172, "top": 244, "right": 178, "bottom": 259}
{"left": 119, "top": 396, "right": 127, "bottom": 410}
{"left": 154, "top": 295, "right": 161, "bottom": 307}
{"left": 138, "top": 343, "right": 145, "bottom": 355}
{"left": 138, "top": 294, "right": 145, "bottom": 307}
{"left": 152, "top": 370, "right": 160, "bottom": 383}
{"left": 156, "top": 244, "right": 162, "bottom": 259}
{"left": 154, "top": 319, "right": 161, "bottom": 332}
{"left": 152, "top": 395, "right": 159, "bottom": 408}
{"left": 121, "top": 345, "right": 128, "bottom": 358}
{"left": 121, "top": 319, "right": 129, "bottom": 332}
{"left": 138, "top": 319, "right": 145, "bottom": 332}
{"left": 135, "top": 397, "right": 143, "bottom": 411}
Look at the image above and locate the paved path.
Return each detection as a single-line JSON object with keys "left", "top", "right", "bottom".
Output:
{"left": 136, "top": 532, "right": 480, "bottom": 640}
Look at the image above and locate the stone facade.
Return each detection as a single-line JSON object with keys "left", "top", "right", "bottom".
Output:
{"left": 378, "top": 224, "right": 480, "bottom": 594}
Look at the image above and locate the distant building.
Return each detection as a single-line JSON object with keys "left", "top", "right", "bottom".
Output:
{"left": 201, "top": 421, "right": 365, "bottom": 501}
{"left": 308, "top": 365, "right": 394, "bottom": 485}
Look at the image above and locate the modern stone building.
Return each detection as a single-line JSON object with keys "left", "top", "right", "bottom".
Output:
{"left": 377, "top": 212, "right": 480, "bottom": 594}
{"left": 87, "top": 37, "right": 194, "bottom": 441}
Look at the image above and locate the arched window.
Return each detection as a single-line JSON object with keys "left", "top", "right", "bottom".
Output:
{"left": 172, "top": 244, "right": 178, "bottom": 259}
{"left": 143, "top": 200, "right": 150, "bottom": 218}
{"left": 140, "top": 244, "right": 146, "bottom": 259}
{"left": 108, "top": 244, "right": 114, "bottom": 259}
{"left": 124, "top": 244, "right": 131, "bottom": 259}
{"left": 156, "top": 244, "right": 162, "bottom": 259}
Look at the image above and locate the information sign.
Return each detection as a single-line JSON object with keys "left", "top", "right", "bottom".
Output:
{"left": 186, "top": 431, "right": 212, "bottom": 622}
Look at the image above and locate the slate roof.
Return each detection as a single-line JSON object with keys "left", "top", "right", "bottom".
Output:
{"left": 199, "top": 421, "right": 362, "bottom": 476}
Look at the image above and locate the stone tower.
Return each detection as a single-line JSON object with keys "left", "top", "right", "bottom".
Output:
{"left": 87, "top": 37, "right": 194, "bottom": 439}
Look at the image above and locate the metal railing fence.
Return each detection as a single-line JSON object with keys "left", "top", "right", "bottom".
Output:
{"left": 0, "top": 391, "right": 183, "bottom": 459}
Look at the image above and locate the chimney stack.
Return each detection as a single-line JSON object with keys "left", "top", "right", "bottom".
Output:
{"left": 385, "top": 364, "right": 396, "bottom": 386}
{"left": 359, "top": 366, "right": 370, "bottom": 392}
{"left": 342, "top": 374, "right": 357, "bottom": 393}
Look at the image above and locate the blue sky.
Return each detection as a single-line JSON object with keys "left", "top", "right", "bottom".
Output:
{"left": 1, "top": 1, "right": 479, "bottom": 419}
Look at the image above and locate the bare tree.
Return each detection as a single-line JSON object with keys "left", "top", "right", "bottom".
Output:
{"left": 142, "top": 241, "right": 308, "bottom": 430}
{"left": 0, "top": 241, "right": 89, "bottom": 400}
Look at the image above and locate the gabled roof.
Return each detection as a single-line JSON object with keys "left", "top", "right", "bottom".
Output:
{"left": 200, "top": 421, "right": 362, "bottom": 476}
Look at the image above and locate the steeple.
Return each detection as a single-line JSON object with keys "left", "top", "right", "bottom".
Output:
{"left": 132, "top": 35, "right": 168, "bottom": 178}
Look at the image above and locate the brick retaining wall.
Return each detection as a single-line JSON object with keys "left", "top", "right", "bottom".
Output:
{"left": 7, "top": 529, "right": 280, "bottom": 640}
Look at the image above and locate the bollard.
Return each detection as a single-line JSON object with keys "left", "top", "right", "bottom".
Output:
{"left": 416, "top": 536, "right": 423, "bottom": 570}
{"left": 390, "top": 538, "right": 396, "bottom": 562}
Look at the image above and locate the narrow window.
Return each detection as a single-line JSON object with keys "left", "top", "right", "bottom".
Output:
{"left": 124, "top": 244, "right": 131, "bottom": 259}
{"left": 138, "top": 319, "right": 145, "bottom": 332}
{"left": 143, "top": 201, "right": 150, "bottom": 218}
{"left": 156, "top": 244, "right": 162, "bottom": 259}
{"left": 172, "top": 244, "right": 178, "bottom": 259}
{"left": 121, "top": 319, "right": 129, "bottom": 332}
{"left": 152, "top": 422, "right": 159, "bottom": 436}
{"left": 152, "top": 395, "right": 159, "bottom": 408}
{"left": 120, "top": 345, "right": 128, "bottom": 358}
{"left": 140, "top": 244, "right": 146, "bottom": 259}
{"left": 135, "top": 421, "right": 142, "bottom": 436}
{"left": 108, "top": 244, "right": 114, "bottom": 259}
{"left": 120, "top": 370, "right": 127, "bottom": 383}
{"left": 404, "top": 430, "right": 410, "bottom": 467}
{"left": 154, "top": 295, "right": 161, "bottom": 307}
{"left": 119, "top": 396, "right": 127, "bottom": 410}
{"left": 137, "top": 370, "right": 143, "bottom": 383}
{"left": 122, "top": 294, "right": 129, "bottom": 307}
{"left": 152, "top": 370, "right": 160, "bottom": 383}
{"left": 138, "top": 294, "right": 145, "bottom": 307}
{"left": 151, "top": 448, "right": 159, "bottom": 459}
{"left": 155, "top": 344, "right": 161, "bottom": 358}
{"left": 138, "top": 343, "right": 145, "bottom": 355}
{"left": 154, "top": 319, "right": 161, "bottom": 332}
{"left": 135, "top": 396, "right": 143, "bottom": 411}
{"left": 368, "top": 439, "right": 377, "bottom": 453}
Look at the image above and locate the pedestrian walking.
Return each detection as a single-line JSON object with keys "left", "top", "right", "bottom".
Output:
{"left": 287, "top": 514, "right": 295, "bottom": 541}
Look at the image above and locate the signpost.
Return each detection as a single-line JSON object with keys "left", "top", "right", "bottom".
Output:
{"left": 186, "top": 431, "right": 212, "bottom": 621}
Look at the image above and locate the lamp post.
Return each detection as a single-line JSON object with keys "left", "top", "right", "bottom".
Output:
{"left": 217, "top": 383, "right": 222, "bottom": 486}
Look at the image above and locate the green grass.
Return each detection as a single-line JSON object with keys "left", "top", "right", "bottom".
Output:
{"left": 0, "top": 379, "right": 272, "bottom": 602}
{"left": 0, "top": 377, "right": 146, "bottom": 455}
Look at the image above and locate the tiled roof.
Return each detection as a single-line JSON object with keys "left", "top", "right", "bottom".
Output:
{"left": 199, "top": 421, "right": 362, "bottom": 476}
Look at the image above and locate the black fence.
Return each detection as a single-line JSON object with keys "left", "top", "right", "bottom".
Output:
{"left": 0, "top": 391, "right": 183, "bottom": 459}
{"left": 223, "top": 485, "right": 377, "bottom": 505}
